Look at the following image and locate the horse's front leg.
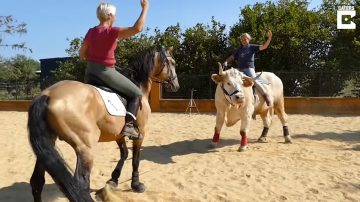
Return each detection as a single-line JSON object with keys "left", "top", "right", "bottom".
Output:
{"left": 107, "top": 138, "right": 128, "bottom": 186}
{"left": 131, "top": 139, "right": 145, "bottom": 192}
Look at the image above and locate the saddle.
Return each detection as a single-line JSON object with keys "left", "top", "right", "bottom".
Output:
{"left": 86, "top": 74, "right": 128, "bottom": 116}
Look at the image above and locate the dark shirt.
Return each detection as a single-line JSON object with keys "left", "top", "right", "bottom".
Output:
{"left": 233, "top": 44, "right": 260, "bottom": 69}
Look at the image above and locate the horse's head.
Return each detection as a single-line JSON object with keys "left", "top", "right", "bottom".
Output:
{"left": 152, "top": 47, "right": 179, "bottom": 92}
{"left": 211, "top": 63, "right": 255, "bottom": 105}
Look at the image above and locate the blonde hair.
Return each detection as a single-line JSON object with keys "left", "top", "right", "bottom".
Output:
{"left": 96, "top": 3, "right": 116, "bottom": 20}
{"left": 240, "top": 33, "right": 252, "bottom": 41}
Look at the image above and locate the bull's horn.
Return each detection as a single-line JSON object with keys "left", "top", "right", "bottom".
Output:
{"left": 218, "top": 62, "right": 224, "bottom": 75}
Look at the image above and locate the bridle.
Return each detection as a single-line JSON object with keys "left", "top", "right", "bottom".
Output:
{"left": 221, "top": 84, "right": 239, "bottom": 97}
{"left": 220, "top": 83, "right": 239, "bottom": 105}
{"left": 151, "top": 50, "right": 177, "bottom": 84}
{"left": 219, "top": 71, "right": 263, "bottom": 105}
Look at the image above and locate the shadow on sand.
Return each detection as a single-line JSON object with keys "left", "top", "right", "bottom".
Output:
{"left": 0, "top": 182, "right": 64, "bottom": 202}
{"left": 292, "top": 130, "right": 360, "bottom": 151}
{"left": 140, "top": 138, "right": 240, "bottom": 164}
{"left": 293, "top": 130, "right": 360, "bottom": 142}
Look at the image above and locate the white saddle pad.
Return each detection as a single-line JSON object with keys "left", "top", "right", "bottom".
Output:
{"left": 91, "top": 86, "right": 126, "bottom": 116}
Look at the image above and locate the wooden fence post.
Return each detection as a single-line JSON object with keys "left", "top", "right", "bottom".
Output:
{"left": 149, "top": 82, "right": 161, "bottom": 112}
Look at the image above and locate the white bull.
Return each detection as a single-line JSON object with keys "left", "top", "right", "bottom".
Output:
{"left": 211, "top": 63, "right": 291, "bottom": 151}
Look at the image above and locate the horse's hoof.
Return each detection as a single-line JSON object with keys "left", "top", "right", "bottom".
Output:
{"left": 96, "top": 184, "right": 120, "bottom": 201}
{"left": 238, "top": 146, "right": 247, "bottom": 152}
{"left": 284, "top": 136, "right": 292, "bottom": 144}
{"left": 131, "top": 182, "right": 145, "bottom": 193}
{"left": 257, "top": 136, "right": 268, "bottom": 143}
{"left": 106, "top": 179, "right": 118, "bottom": 188}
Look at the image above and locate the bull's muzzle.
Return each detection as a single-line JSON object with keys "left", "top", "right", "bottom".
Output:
{"left": 233, "top": 94, "right": 245, "bottom": 104}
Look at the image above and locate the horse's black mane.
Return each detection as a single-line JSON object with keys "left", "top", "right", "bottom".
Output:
{"left": 118, "top": 48, "right": 168, "bottom": 89}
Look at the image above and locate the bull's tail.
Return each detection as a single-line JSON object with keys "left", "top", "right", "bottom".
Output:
{"left": 28, "top": 95, "right": 81, "bottom": 201}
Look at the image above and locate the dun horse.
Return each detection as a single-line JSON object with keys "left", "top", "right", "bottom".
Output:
{"left": 28, "top": 48, "right": 179, "bottom": 202}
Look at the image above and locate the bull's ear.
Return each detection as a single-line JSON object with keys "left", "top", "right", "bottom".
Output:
{"left": 211, "top": 74, "right": 223, "bottom": 83}
{"left": 242, "top": 78, "right": 254, "bottom": 87}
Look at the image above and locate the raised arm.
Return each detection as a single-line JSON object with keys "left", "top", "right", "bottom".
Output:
{"left": 223, "top": 55, "right": 234, "bottom": 67}
{"left": 118, "top": 0, "right": 149, "bottom": 38}
{"left": 259, "top": 31, "right": 272, "bottom": 51}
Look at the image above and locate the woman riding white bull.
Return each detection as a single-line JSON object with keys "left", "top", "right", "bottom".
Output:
{"left": 224, "top": 31, "right": 273, "bottom": 106}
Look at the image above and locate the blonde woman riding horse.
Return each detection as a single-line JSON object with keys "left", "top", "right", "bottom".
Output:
{"left": 28, "top": 47, "right": 179, "bottom": 202}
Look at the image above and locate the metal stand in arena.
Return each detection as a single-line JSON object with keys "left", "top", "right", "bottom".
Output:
{"left": 185, "top": 88, "right": 200, "bottom": 115}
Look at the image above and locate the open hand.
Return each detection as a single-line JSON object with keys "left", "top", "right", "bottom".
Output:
{"left": 141, "top": 0, "right": 149, "bottom": 9}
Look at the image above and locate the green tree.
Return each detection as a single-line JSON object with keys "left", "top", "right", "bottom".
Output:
{"left": 55, "top": 0, "right": 360, "bottom": 97}
{"left": 0, "top": 55, "right": 40, "bottom": 99}
{"left": 169, "top": 18, "right": 227, "bottom": 98}
{"left": 320, "top": 0, "right": 360, "bottom": 70}
{"left": 228, "top": 0, "right": 336, "bottom": 96}
{"left": 54, "top": 38, "right": 86, "bottom": 82}
{"left": 229, "top": 0, "right": 332, "bottom": 71}
{"left": 152, "top": 24, "right": 182, "bottom": 73}
{"left": 153, "top": 24, "right": 182, "bottom": 51}
{"left": 115, "top": 29, "right": 154, "bottom": 68}
{"left": 180, "top": 18, "right": 227, "bottom": 74}
{"left": 314, "top": 0, "right": 360, "bottom": 96}
{"left": 0, "top": 55, "right": 39, "bottom": 82}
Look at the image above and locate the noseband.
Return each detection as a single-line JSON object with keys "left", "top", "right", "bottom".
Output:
{"left": 221, "top": 84, "right": 239, "bottom": 97}
{"left": 221, "top": 84, "right": 239, "bottom": 105}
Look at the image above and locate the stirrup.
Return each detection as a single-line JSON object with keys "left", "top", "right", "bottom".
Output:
{"left": 122, "top": 123, "right": 143, "bottom": 140}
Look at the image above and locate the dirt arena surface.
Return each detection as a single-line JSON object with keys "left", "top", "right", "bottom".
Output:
{"left": 0, "top": 111, "right": 359, "bottom": 202}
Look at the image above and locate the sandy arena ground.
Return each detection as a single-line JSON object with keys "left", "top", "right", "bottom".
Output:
{"left": 0, "top": 111, "right": 359, "bottom": 202}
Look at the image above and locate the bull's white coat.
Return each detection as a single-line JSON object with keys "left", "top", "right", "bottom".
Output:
{"left": 211, "top": 65, "right": 291, "bottom": 151}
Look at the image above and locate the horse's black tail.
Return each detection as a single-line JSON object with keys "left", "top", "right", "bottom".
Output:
{"left": 28, "top": 95, "right": 82, "bottom": 201}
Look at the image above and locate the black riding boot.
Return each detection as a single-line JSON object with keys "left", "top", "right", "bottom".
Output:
{"left": 122, "top": 96, "right": 143, "bottom": 140}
